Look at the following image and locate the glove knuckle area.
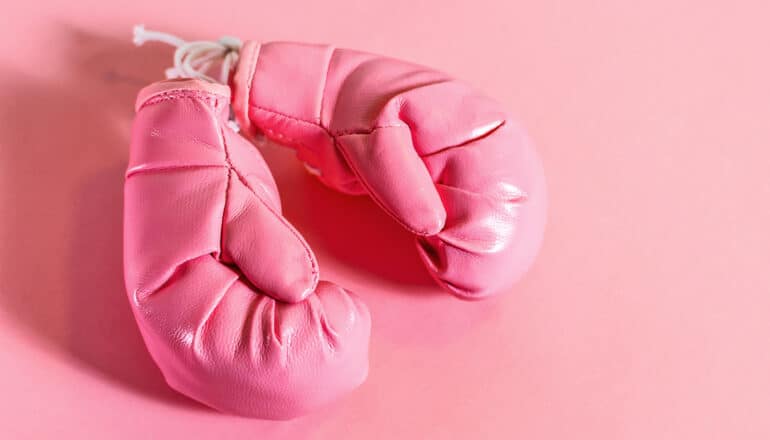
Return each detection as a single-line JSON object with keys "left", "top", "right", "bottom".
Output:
{"left": 132, "top": 256, "right": 370, "bottom": 419}
{"left": 126, "top": 80, "right": 370, "bottom": 418}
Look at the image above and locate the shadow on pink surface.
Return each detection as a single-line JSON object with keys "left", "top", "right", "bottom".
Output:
{"left": 0, "top": 27, "right": 206, "bottom": 410}
{"left": 260, "top": 140, "right": 439, "bottom": 290}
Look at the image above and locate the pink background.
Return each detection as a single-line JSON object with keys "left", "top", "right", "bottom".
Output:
{"left": 1, "top": 1, "right": 769, "bottom": 438}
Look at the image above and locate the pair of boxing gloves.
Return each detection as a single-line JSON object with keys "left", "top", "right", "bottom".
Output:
{"left": 124, "top": 39, "right": 547, "bottom": 419}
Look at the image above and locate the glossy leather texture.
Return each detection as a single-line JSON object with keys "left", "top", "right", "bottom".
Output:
{"left": 231, "top": 41, "right": 547, "bottom": 299}
{"left": 124, "top": 79, "right": 371, "bottom": 419}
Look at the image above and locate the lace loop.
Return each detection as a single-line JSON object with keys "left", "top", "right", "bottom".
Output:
{"left": 133, "top": 24, "right": 242, "bottom": 84}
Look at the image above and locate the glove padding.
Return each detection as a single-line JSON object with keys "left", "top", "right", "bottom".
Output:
{"left": 231, "top": 42, "right": 547, "bottom": 299}
{"left": 124, "top": 79, "right": 370, "bottom": 419}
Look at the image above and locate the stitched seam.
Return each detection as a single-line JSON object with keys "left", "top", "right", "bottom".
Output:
{"left": 248, "top": 106, "right": 434, "bottom": 235}
{"left": 419, "top": 120, "right": 506, "bottom": 159}
{"left": 251, "top": 104, "right": 320, "bottom": 127}
{"left": 249, "top": 104, "right": 407, "bottom": 137}
{"left": 332, "top": 125, "right": 407, "bottom": 136}
{"left": 125, "top": 164, "right": 227, "bottom": 179}
{"left": 317, "top": 46, "right": 336, "bottom": 125}
{"left": 244, "top": 43, "right": 259, "bottom": 127}
{"left": 435, "top": 182, "right": 527, "bottom": 203}
{"left": 219, "top": 167, "right": 232, "bottom": 259}
{"left": 138, "top": 90, "right": 229, "bottom": 111}
{"left": 209, "top": 94, "right": 234, "bottom": 263}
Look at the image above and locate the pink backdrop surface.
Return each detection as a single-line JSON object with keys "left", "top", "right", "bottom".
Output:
{"left": 1, "top": 1, "right": 768, "bottom": 438}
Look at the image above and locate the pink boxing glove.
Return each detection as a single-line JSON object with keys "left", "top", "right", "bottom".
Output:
{"left": 124, "top": 79, "right": 370, "bottom": 419}
{"left": 231, "top": 42, "right": 547, "bottom": 299}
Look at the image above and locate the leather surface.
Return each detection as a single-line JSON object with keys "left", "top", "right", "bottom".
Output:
{"left": 231, "top": 41, "right": 548, "bottom": 299}
{"left": 124, "top": 79, "right": 370, "bottom": 419}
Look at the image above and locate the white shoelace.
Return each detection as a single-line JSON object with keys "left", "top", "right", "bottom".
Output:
{"left": 133, "top": 24, "right": 242, "bottom": 84}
